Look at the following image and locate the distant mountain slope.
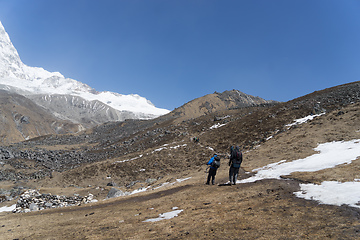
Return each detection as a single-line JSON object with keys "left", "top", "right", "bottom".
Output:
{"left": 0, "top": 90, "right": 83, "bottom": 143}
{"left": 0, "top": 21, "right": 169, "bottom": 126}
{"left": 168, "top": 89, "right": 278, "bottom": 121}
{"left": 27, "top": 94, "right": 153, "bottom": 128}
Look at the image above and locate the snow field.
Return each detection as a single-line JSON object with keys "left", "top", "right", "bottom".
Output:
{"left": 239, "top": 139, "right": 360, "bottom": 208}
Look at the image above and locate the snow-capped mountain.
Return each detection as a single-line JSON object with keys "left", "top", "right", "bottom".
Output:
{"left": 0, "top": 21, "right": 169, "bottom": 125}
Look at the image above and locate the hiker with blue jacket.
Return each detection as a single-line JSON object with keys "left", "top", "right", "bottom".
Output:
{"left": 206, "top": 153, "right": 220, "bottom": 185}
{"left": 228, "top": 146, "right": 242, "bottom": 185}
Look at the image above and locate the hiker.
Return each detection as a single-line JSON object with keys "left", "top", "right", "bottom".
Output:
{"left": 206, "top": 153, "right": 220, "bottom": 185}
{"left": 228, "top": 146, "right": 242, "bottom": 185}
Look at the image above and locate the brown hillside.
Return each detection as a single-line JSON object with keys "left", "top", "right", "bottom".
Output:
{"left": 1, "top": 82, "right": 360, "bottom": 239}
{"left": 0, "top": 90, "right": 84, "bottom": 144}
{"left": 167, "top": 89, "right": 277, "bottom": 123}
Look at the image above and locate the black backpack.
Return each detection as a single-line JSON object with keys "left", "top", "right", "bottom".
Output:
{"left": 212, "top": 156, "right": 221, "bottom": 168}
{"left": 232, "top": 150, "right": 242, "bottom": 168}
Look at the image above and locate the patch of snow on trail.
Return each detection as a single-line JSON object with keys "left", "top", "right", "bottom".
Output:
{"left": 143, "top": 209, "right": 183, "bottom": 222}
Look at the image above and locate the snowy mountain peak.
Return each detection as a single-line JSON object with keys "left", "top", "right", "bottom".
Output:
{"left": 0, "top": 21, "right": 169, "bottom": 118}
{"left": 0, "top": 21, "right": 64, "bottom": 81}
{"left": 0, "top": 21, "right": 24, "bottom": 79}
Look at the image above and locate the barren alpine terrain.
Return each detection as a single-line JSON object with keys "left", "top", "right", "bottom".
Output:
{"left": 1, "top": 82, "right": 360, "bottom": 239}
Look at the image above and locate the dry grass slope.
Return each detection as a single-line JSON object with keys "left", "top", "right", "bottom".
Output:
{"left": 1, "top": 82, "right": 360, "bottom": 239}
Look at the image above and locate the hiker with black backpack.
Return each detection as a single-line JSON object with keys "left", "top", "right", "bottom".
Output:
{"left": 206, "top": 153, "right": 220, "bottom": 185}
{"left": 228, "top": 146, "right": 242, "bottom": 185}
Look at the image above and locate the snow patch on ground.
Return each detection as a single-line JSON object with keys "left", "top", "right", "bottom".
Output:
{"left": 129, "top": 187, "right": 150, "bottom": 195}
{"left": 206, "top": 146, "right": 215, "bottom": 151}
{"left": 240, "top": 139, "right": 360, "bottom": 183}
{"left": 152, "top": 144, "right": 187, "bottom": 154}
{"left": 0, "top": 204, "right": 16, "bottom": 213}
{"left": 176, "top": 177, "right": 192, "bottom": 183}
{"left": 143, "top": 209, "right": 183, "bottom": 222}
{"left": 239, "top": 139, "right": 360, "bottom": 208}
{"left": 286, "top": 113, "right": 325, "bottom": 127}
{"left": 152, "top": 177, "right": 192, "bottom": 190}
{"left": 113, "top": 154, "right": 143, "bottom": 164}
{"left": 295, "top": 181, "right": 360, "bottom": 208}
{"left": 210, "top": 123, "right": 227, "bottom": 129}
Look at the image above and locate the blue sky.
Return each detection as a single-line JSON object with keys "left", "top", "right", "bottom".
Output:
{"left": 1, "top": 0, "right": 360, "bottom": 110}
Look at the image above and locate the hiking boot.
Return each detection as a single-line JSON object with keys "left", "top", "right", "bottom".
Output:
{"left": 206, "top": 182, "right": 210, "bottom": 185}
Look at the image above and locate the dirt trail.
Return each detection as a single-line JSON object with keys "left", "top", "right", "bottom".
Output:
{"left": 1, "top": 166, "right": 360, "bottom": 239}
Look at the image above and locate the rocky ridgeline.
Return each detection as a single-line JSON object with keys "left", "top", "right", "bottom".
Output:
{"left": 13, "top": 189, "right": 97, "bottom": 213}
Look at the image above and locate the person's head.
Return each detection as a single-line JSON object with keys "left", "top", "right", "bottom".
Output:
{"left": 235, "top": 146, "right": 240, "bottom": 151}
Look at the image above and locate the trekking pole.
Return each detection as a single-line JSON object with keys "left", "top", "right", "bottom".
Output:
{"left": 205, "top": 166, "right": 209, "bottom": 184}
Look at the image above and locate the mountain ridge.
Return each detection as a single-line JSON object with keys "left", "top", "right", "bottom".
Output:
{"left": 167, "top": 89, "right": 278, "bottom": 122}
{"left": 0, "top": 21, "right": 169, "bottom": 124}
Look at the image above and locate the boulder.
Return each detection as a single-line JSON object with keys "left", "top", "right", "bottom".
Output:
{"left": 106, "top": 188, "right": 127, "bottom": 199}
